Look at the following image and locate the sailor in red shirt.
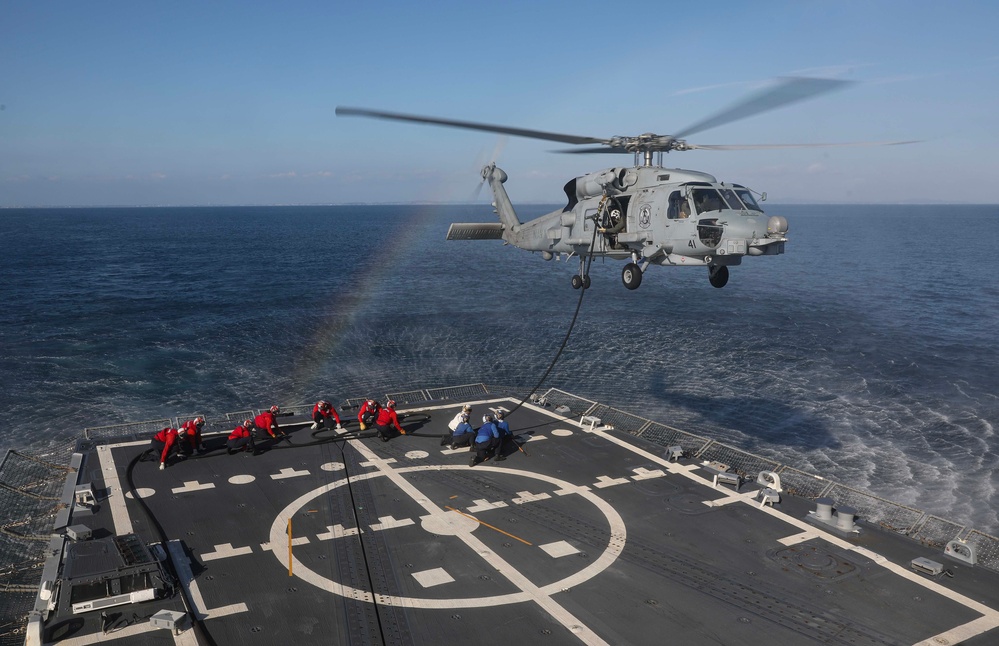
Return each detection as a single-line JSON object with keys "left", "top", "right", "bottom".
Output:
{"left": 151, "top": 427, "right": 181, "bottom": 470}
{"left": 311, "top": 400, "right": 342, "bottom": 431}
{"left": 374, "top": 399, "right": 405, "bottom": 442}
{"left": 254, "top": 405, "right": 285, "bottom": 438}
{"left": 357, "top": 399, "right": 380, "bottom": 431}
{"left": 227, "top": 419, "right": 256, "bottom": 454}
{"left": 179, "top": 416, "right": 206, "bottom": 454}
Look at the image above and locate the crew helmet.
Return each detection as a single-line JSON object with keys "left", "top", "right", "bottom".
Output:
{"left": 243, "top": 419, "right": 253, "bottom": 428}
{"left": 178, "top": 426, "right": 188, "bottom": 436}
{"left": 462, "top": 404, "right": 472, "bottom": 412}
{"left": 386, "top": 399, "right": 396, "bottom": 408}
{"left": 194, "top": 416, "right": 205, "bottom": 427}
{"left": 495, "top": 411, "right": 505, "bottom": 420}
{"left": 270, "top": 405, "right": 280, "bottom": 414}
{"left": 482, "top": 414, "right": 492, "bottom": 423}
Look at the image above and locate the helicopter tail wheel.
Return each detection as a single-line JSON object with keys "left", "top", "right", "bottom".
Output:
{"left": 708, "top": 265, "right": 729, "bottom": 289}
{"left": 571, "top": 275, "right": 583, "bottom": 290}
{"left": 622, "top": 263, "right": 643, "bottom": 290}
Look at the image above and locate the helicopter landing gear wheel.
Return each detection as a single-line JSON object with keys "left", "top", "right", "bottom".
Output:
{"left": 622, "top": 263, "right": 642, "bottom": 290}
{"left": 708, "top": 265, "right": 729, "bottom": 288}
{"left": 582, "top": 275, "right": 591, "bottom": 290}
{"left": 571, "top": 275, "right": 583, "bottom": 290}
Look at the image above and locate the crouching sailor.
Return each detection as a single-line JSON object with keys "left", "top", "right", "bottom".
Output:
{"left": 227, "top": 419, "right": 256, "bottom": 454}
{"left": 494, "top": 410, "right": 512, "bottom": 461}
{"left": 470, "top": 415, "right": 499, "bottom": 467}
{"left": 151, "top": 426, "right": 181, "bottom": 470}
{"left": 312, "top": 400, "right": 342, "bottom": 430}
{"left": 358, "top": 399, "right": 380, "bottom": 431}
{"left": 441, "top": 411, "right": 474, "bottom": 449}
{"left": 374, "top": 400, "right": 405, "bottom": 442}
{"left": 180, "top": 416, "right": 206, "bottom": 454}
{"left": 255, "top": 405, "right": 286, "bottom": 439}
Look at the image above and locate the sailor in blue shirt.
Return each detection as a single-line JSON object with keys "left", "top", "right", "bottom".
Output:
{"left": 442, "top": 412, "right": 475, "bottom": 449}
{"left": 494, "top": 410, "right": 512, "bottom": 461}
{"left": 470, "top": 414, "right": 499, "bottom": 467}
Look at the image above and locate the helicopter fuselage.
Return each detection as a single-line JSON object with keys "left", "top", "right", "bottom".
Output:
{"left": 472, "top": 163, "right": 788, "bottom": 289}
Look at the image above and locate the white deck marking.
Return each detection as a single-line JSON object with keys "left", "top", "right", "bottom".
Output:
{"left": 466, "top": 499, "right": 508, "bottom": 513}
{"left": 228, "top": 474, "right": 255, "bottom": 485}
{"left": 593, "top": 475, "right": 629, "bottom": 488}
{"left": 777, "top": 531, "right": 821, "bottom": 546}
{"left": 405, "top": 450, "right": 429, "bottom": 459}
{"left": 512, "top": 490, "right": 552, "bottom": 504}
{"left": 412, "top": 567, "right": 455, "bottom": 588}
{"left": 701, "top": 491, "right": 758, "bottom": 508}
{"left": 170, "top": 480, "right": 216, "bottom": 494}
{"left": 316, "top": 524, "right": 361, "bottom": 540}
{"left": 358, "top": 456, "right": 398, "bottom": 468}
{"left": 124, "top": 487, "right": 155, "bottom": 499}
{"left": 166, "top": 540, "right": 248, "bottom": 622}
{"left": 370, "top": 515, "right": 415, "bottom": 531}
{"left": 550, "top": 429, "right": 573, "bottom": 437}
{"left": 200, "top": 543, "right": 254, "bottom": 562}
{"left": 268, "top": 461, "right": 624, "bottom": 646}
{"left": 523, "top": 434, "right": 549, "bottom": 443}
{"left": 584, "top": 427, "right": 999, "bottom": 645}
{"left": 630, "top": 467, "right": 666, "bottom": 480}
{"left": 540, "top": 541, "right": 580, "bottom": 558}
{"left": 554, "top": 484, "right": 592, "bottom": 496}
{"left": 320, "top": 461, "right": 345, "bottom": 471}
{"left": 97, "top": 445, "right": 133, "bottom": 535}
{"left": 260, "top": 536, "right": 310, "bottom": 551}
{"left": 50, "top": 620, "right": 168, "bottom": 645}
{"left": 270, "top": 467, "right": 310, "bottom": 480}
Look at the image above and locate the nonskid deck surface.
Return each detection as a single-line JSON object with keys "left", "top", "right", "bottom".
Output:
{"left": 50, "top": 398, "right": 999, "bottom": 645}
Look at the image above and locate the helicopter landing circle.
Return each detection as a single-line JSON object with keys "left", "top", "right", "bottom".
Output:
{"left": 268, "top": 465, "right": 626, "bottom": 609}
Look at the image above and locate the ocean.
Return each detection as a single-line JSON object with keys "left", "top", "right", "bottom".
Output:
{"left": 1, "top": 204, "right": 997, "bottom": 534}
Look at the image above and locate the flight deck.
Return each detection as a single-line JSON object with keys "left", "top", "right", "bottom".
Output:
{"left": 11, "top": 389, "right": 999, "bottom": 645}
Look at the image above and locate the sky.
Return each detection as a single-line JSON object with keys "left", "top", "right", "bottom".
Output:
{"left": 2, "top": 1, "right": 998, "bottom": 207}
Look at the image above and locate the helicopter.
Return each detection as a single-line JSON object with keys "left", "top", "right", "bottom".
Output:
{"left": 337, "top": 78, "right": 911, "bottom": 290}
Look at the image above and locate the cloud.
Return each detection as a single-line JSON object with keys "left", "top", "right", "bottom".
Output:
{"left": 269, "top": 171, "right": 298, "bottom": 179}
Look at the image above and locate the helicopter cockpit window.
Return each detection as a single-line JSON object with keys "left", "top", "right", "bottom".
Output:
{"left": 691, "top": 188, "right": 724, "bottom": 214}
{"left": 733, "top": 187, "right": 763, "bottom": 212}
{"left": 717, "top": 188, "right": 745, "bottom": 210}
{"left": 667, "top": 191, "right": 681, "bottom": 219}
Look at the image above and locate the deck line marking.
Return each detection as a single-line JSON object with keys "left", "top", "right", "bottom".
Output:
{"left": 268, "top": 460, "right": 624, "bottom": 645}
{"left": 445, "top": 506, "right": 532, "bottom": 545}
{"left": 585, "top": 426, "right": 999, "bottom": 643}
{"left": 201, "top": 543, "right": 254, "bottom": 562}
{"left": 166, "top": 540, "right": 249, "bottom": 622}
{"left": 97, "top": 445, "right": 133, "bottom": 535}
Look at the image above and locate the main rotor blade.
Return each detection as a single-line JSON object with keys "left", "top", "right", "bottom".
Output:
{"left": 554, "top": 146, "right": 631, "bottom": 154}
{"left": 685, "top": 140, "right": 920, "bottom": 150}
{"left": 335, "top": 106, "right": 607, "bottom": 146}
{"left": 672, "top": 77, "right": 855, "bottom": 140}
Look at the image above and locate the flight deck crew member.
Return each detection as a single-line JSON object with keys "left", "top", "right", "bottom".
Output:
{"left": 470, "top": 415, "right": 499, "bottom": 467}
{"left": 358, "top": 399, "right": 380, "bottom": 430}
{"left": 151, "top": 426, "right": 181, "bottom": 470}
{"left": 448, "top": 404, "right": 473, "bottom": 432}
{"left": 254, "top": 405, "right": 285, "bottom": 438}
{"left": 374, "top": 400, "right": 405, "bottom": 442}
{"left": 441, "top": 412, "right": 474, "bottom": 449}
{"left": 180, "top": 416, "right": 206, "bottom": 454}
{"left": 227, "top": 420, "right": 256, "bottom": 454}
{"left": 494, "top": 410, "right": 512, "bottom": 461}
{"left": 311, "top": 400, "right": 342, "bottom": 430}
